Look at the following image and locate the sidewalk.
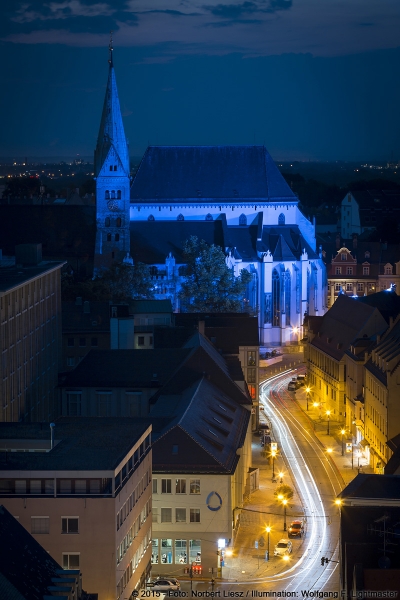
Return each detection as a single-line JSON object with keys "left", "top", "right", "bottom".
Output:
{"left": 221, "top": 352, "right": 372, "bottom": 581}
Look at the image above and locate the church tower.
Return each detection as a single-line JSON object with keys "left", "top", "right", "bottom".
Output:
{"left": 94, "top": 39, "right": 131, "bottom": 272}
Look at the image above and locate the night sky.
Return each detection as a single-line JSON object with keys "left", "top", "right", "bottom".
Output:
{"left": 1, "top": 0, "right": 400, "bottom": 161}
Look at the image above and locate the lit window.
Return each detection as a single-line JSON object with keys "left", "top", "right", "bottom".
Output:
{"left": 190, "top": 480, "right": 200, "bottom": 494}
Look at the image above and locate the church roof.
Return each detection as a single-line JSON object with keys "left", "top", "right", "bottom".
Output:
{"left": 94, "top": 60, "right": 129, "bottom": 177}
{"left": 130, "top": 145, "right": 297, "bottom": 202}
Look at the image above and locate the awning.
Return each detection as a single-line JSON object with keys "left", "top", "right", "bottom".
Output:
{"left": 359, "top": 439, "right": 369, "bottom": 448}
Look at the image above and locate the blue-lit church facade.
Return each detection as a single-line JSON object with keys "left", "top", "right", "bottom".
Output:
{"left": 94, "top": 53, "right": 327, "bottom": 346}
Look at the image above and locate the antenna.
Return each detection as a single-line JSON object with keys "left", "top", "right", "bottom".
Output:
{"left": 108, "top": 30, "right": 113, "bottom": 66}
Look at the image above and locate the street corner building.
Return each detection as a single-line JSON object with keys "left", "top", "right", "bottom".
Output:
{"left": 0, "top": 417, "right": 153, "bottom": 600}
{"left": 93, "top": 49, "right": 328, "bottom": 346}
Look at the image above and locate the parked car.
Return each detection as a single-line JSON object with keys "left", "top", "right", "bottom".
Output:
{"left": 287, "top": 381, "right": 297, "bottom": 391}
{"left": 296, "top": 374, "right": 306, "bottom": 386}
{"left": 151, "top": 579, "right": 180, "bottom": 591}
{"left": 288, "top": 520, "right": 304, "bottom": 537}
{"left": 274, "top": 539, "right": 293, "bottom": 556}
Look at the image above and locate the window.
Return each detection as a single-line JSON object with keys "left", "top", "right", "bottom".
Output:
{"left": 107, "top": 233, "right": 112, "bottom": 242}
{"left": 189, "top": 540, "right": 201, "bottom": 564}
{"left": 15, "top": 480, "right": 26, "bottom": 494}
{"left": 175, "top": 508, "right": 186, "bottom": 523}
{"left": 175, "top": 479, "right": 186, "bottom": 494}
{"left": 161, "top": 479, "right": 171, "bottom": 494}
{"left": 148, "top": 214, "right": 155, "bottom": 221}
{"left": 247, "top": 368, "right": 256, "bottom": 383}
{"left": 67, "top": 357, "right": 75, "bottom": 367}
{"left": 116, "top": 217, "right": 122, "bottom": 228}
{"left": 190, "top": 508, "right": 200, "bottom": 523}
{"left": 152, "top": 539, "right": 159, "bottom": 564}
{"left": 161, "top": 539, "right": 172, "bottom": 564}
{"left": 175, "top": 539, "right": 187, "bottom": 564}
{"left": 346, "top": 267, "right": 353, "bottom": 275}
{"left": 341, "top": 253, "right": 347, "bottom": 261}
{"left": 75, "top": 480, "right": 86, "bottom": 494}
{"left": 59, "top": 480, "right": 72, "bottom": 494}
{"left": 138, "top": 336, "right": 145, "bottom": 346}
{"left": 79, "top": 337, "right": 86, "bottom": 347}
{"left": 31, "top": 517, "right": 49, "bottom": 534}
{"left": 161, "top": 508, "right": 172, "bottom": 523}
{"left": 153, "top": 479, "right": 158, "bottom": 494}
{"left": 278, "top": 213, "right": 285, "bottom": 225}
{"left": 248, "top": 384, "right": 256, "bottom": 400}
{"left": 105, "top": 190, "right": 110, "bottom": 199}
{"left": 115, "top": 234, "right": 120, "bottom": 242}
{"left": 67, "top": 338, "right": 74, "bottom": 347}
{"left": 45, "top": 480, "right": 54, "bottom": 494}
{"left": 30, "top": 480, "right": 41, "bottom": 494}
{"left": 239, "top": 213, "right": 247, "bottom": 226}
{"left": 357, "top": 283, "right": 364, "bottom": 292}
{"left": 363, "top": 266, "right": 370, "bottom": 275}
{"left": 247, "top": 351, "right": 256, "bottom": 366}
{"left": 91, "top": 337, "right": 98, "bottom": 347}
{"left": 190, "top": 479, "right": 200, "bottom": 494}
{"left": 114, "top": 165, "right": 117, "bottom": 171}
{"left": 335, "top": 267, "right": 341, "bottom": 275}
{"left": 177, "top": 214, "right": 184, "bottom": 221}
{"left": 385, "top": 265, "right": 393, "bottom": 275}
{"left": 61, "top": 517, "right": 79, "bottom": 534}
{"left": 335, "top": 283, "right": 340, "bottom": 291}
{"left": 205, "top": 213, "right": 213, "bottom": 221}
{"left": 346, "top": 283, "right": 352, "bottom": 291}
{"left": 117, "top": 190, "right": 121, "bottom": 199}
{"left": 90, "top": 480, "right": 100, "bottom": 494}
{"left": 62, "top": 553, "right": 80, "bottom": 569}
{"left": 66, "top": 392, "right": 81, "bottom": 416}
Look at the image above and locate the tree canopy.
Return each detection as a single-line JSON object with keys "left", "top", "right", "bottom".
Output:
{"left": 62, "top": 262, "right": 154, "bottom": 302}
{"left": 178, "top": 236, "right": 252, "bottom": 312}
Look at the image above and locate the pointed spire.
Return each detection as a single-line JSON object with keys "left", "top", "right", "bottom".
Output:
{"left": 94, "top": 39, "right": 129, "bottom": 176}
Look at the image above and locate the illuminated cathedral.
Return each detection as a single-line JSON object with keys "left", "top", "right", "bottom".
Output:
{"left": 94, "top": 48, "right": 327, "bottom": 346}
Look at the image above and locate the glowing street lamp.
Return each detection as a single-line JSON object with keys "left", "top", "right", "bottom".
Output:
{"left": 326, "top": 410, "right": 331, "bottom": 435}
{"left": 340, "top": 428, "right": 346, "bottom": 456}
{"left": 305, "top": 386, "right": 311, "bottom": 410}
{"left": 278, "top": 471, "right": 284, "bottom": 484}
{"left": 282, "top": 498, "right": 288, "bottom": 531}
{"left": 266, "top": 526, "right": 271, "bottom": 560}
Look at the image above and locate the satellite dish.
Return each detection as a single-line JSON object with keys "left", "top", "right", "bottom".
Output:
{"left": 378, "top": 556, "right": 391, "bottom": 569}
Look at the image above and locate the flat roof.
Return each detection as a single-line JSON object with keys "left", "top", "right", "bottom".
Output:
{"left": 0, "top": 261, "right": 65, "bottom": 294}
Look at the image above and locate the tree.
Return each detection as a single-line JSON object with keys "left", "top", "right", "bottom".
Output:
{"left": 274, "top": 484, "right": 294, "bottom": 501}
{"left": 62, "top": 262, "right": 155, "bottom": 302}
{"left": 178, "top": 236, "right": 252, "bottom": 312}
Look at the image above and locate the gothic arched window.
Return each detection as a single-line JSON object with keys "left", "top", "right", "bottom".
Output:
{"left": 107, "top": 233, "right": 112, "bottom": 242}
{"left": 272, "top": 268, "right": 281, "bottom": 327}
{"left": 278, "top": 213, "right": 285, "bottom": 225}
{"left": 105, "top": 217, "right": 110, "bottom": 227}
{"left": 105, "top": 190, "right": 110, "bottom": 199}
{"left": 205, "top": 213, "right": 213, "bottom": 221}
{"left": 148, "top": 215, "right": 155, "bottom": 221}
{"left": 114, "top": 165, "right": 117, "bottom": 171}
{"left": 111, "top": 190, "right": 116, "bottom": 199}
{"left": 284, "top": 270, "right": 291, "bottom": 325}
{"left": 239, "top": 213, "right": 247, "bottom": 226}
{"left": 177, "top": 214, "right": 184, "bottom": 221}
{"left": 117, "top": 190, "right": 121, "bottom": 199}
{"left": 116, "top": 217, "right": 122, "bottom": 228}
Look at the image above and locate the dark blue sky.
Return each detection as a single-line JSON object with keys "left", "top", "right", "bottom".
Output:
{"left": 1, "top": 0, "right": 400, "bottom": 161}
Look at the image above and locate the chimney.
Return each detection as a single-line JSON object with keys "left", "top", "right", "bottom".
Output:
{"left": 50, "top": 422, "right": 55, "bottom": 450}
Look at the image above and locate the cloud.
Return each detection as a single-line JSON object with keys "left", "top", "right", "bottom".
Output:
{"left": 11, "top": 0, "right": 115, "bottom": 23}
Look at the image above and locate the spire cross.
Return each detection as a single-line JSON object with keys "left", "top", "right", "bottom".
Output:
{"left": 108, "top": 30, "right": 113, "bottom": 65}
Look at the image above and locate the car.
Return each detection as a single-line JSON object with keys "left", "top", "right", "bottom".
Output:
{"left": 287, "top": 381, "right": 297, "bottom": 391}
{"left": 296, "top": 374, "right": 306, "bottom": 386}
{"left": 288, "top": 520, "right": 304, "bottom": 537}
{"left": 273, "top": 539, "right": 293, "bottom": 556}
{"left": 151, "top": 579, "right": 180, "bottom": 591}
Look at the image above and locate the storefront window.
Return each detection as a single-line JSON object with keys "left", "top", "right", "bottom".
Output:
{"left": 151, "top": 539, "right": 159, "bottom": 564}
{"left": 161, "top": 539, "right": 173, "bottom": 564}
{"left": 189, "top": 539, "right": 201, "bottom": 564}
{"left": 175, "top": 539, "right": 187, "bottom": 564}
{"left": 247, "top": 351, "right": 256, "bottom": 366}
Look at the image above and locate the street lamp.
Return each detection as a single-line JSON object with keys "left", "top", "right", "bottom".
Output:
{"left": 326, "top": 410, "right": 331, "bottom": 435}
{"left": 278, "top": 471, "right": 284, "bottom": 484}
{"left": 282, "top": 498, "right": 288, "bottom": 531}
{"left": 306, "top": 387, "right": 311, "bottom": 410}
{"left": 340, "top": 429, "right": 346, "bottom": 456}
{"left": 271, "top": 450, "right": 276, "bottom": 482}
{"left": 266, "top": 526, "right": 271, "bottom": 561}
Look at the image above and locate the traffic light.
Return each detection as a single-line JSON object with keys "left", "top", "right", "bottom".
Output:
{"left": 320, "top": 557, "right": 330, "bottom": 565}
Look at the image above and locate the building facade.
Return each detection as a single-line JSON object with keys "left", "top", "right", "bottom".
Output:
{"left": 0, "top": 244, "right": 64, "bottom": 422}
{"left": 94, "top": 52, "right": 328, "bottom": 347}
{"left": 0, "top": 418, "right": 152, "bottom": 600}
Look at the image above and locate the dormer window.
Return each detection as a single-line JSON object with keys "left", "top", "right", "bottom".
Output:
{"left": 363, "top": 265, "right": 370, "bottom": 275}
{"left": 384, "top": 264, "right": 393, "bottom": 275}
{"left": 239, "top": 213, "right": 247, "bottom": 226}
{"left": 341, "top": 253, "right": 347, "bottom": 261}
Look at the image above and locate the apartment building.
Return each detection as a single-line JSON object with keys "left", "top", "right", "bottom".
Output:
{"left": 0, "top": 417, "right": 152, "bottom": 600}
{"left": 0, "top": 244, "right": 64, "bottom": 422}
